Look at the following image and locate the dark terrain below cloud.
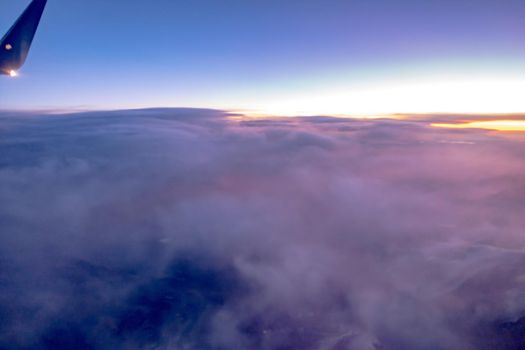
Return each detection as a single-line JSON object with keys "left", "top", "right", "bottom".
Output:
{"left": 0, "top": 109, "right": 524, "bottom": 349}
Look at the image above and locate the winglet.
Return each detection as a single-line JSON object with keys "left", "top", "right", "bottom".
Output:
{"left": 0, "top": 0, "right": 48, "bottom": 75}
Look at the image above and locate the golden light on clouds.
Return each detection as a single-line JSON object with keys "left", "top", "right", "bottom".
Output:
{"left": 432, "top": 120, "right": 525, "bottom": 131}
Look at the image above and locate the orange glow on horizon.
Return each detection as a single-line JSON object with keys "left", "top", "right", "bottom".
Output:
{"left": 432, "top": 120, "right": 525, "bottom": 131}
{"left": 228, "top": 110, "right": 404, "bottom": 120}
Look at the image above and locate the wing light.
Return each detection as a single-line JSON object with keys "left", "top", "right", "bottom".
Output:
{"left": 0, "top": 0, "right": 48, "bottom": 76}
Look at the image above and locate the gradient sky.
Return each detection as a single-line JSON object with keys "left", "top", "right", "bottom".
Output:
{"left": 2, "top": 0, "right": 525, "bottom": 114}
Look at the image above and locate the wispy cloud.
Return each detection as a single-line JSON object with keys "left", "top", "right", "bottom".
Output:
{"left": 0, "top": 109, "right": 524, "bottom": 349}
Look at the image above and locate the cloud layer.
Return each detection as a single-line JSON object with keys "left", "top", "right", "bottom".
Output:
{"left": 0, "top": 109, "right": 525, "bottom": 349}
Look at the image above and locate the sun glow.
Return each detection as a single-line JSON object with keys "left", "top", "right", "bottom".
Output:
{"left": 9, "top": 70, "right": 18, "bottom": 77}
{"left": 432, "top": 120, "right": 525, "bottom": 131}
{"left": 247, "top": 76, "right": 525, "bottom": 117}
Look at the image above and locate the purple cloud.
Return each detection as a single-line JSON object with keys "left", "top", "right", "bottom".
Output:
{"left": 0, "top": 109, "right": 524, "bottom": 349}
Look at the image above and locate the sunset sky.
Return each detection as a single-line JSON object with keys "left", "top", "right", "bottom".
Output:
{"left": 3, "top": 0, "right": 525, "bottom": 115}
{"left": 3, "top": 1, "right": 525, "bottom": 349}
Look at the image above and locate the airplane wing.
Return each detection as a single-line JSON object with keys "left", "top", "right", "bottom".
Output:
{"left": 0, "top": 0, "right": 47, "bottom": 76}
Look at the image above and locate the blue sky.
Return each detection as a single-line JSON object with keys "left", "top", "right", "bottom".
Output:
{"left": 2, "top": 0, "right": 525, "bottom": 113}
